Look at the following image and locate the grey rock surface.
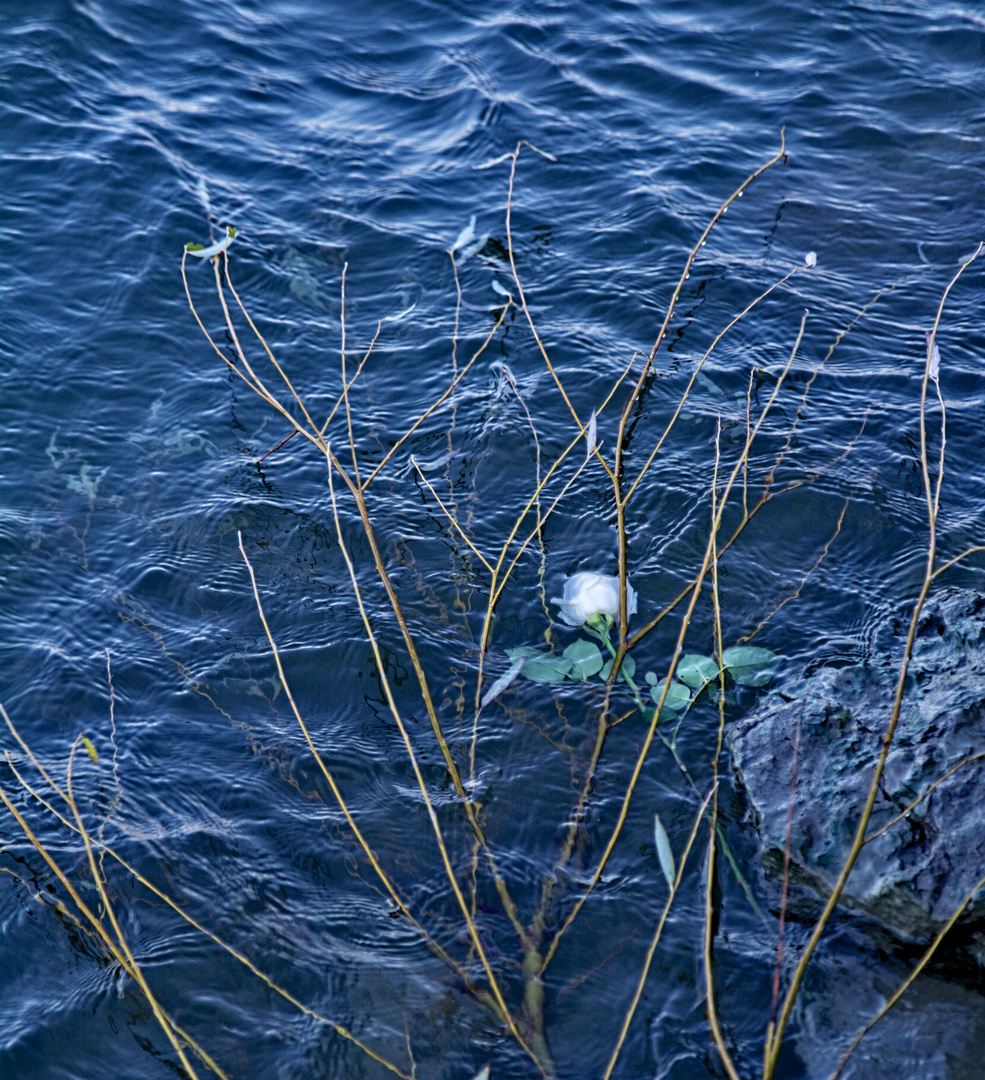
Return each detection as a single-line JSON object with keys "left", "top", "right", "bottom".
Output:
{"left": 794, "top": 929, "right": 985, "bottom": 1080}
{"left": 728, "top": 589, "right": 985, "bottom": 943}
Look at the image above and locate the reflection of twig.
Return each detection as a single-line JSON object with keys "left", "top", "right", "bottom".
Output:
{"left": 740, "top": 495, "right": 850, "bottom": 644}
{"left": 500, "top": 364, "right": 552, "bottom": 621}
{"left": 105, "top": 648, "right": 121, "bottom": 798}
{"left": 624, "top": 258, "right": 804, "bottom": 506}
{"left": 413, "top": 459, "right": 494, "bottom": 575}
{"left": 361, "top": 303, "right": 511, "bottom": 490}
{"left": 503, "top": 144, "right": 599, "bottom": 457}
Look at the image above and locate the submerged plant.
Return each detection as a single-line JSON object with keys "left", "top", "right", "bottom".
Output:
{"left": 3, "top": 135, "right": 982, "bottom": 1080}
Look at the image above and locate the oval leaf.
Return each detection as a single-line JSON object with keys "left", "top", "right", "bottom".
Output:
{"left": 721, "top": 646, "right": 779, "bottom": 687}
{"left": 507, "top": 647, "right": 573, "bottom": 683}
{"left": 677, "top": 654, "right": 720, "bottom": 689}
{"left": 523, "top": 658, "right": 571, "bottom": 683}
{"left": 651, "top": 680, "right": 691, "bottom": 711}
{"left": 563, "top": 639, "right": 604, "bottom": 680}
{"left": 599, "top": 654, "right": 636, "bottom": 683}
{"left": 654, "top": 812, "right": 676, "bottom": 891}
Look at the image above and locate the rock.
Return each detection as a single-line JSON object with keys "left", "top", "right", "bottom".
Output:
{"left": 727, "top": 589, "right": 985, "bottom": 943}
{"left": 793, "top": 926, "right": 985, "bottom": 1079}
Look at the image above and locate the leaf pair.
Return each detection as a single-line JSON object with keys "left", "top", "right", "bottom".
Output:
{"left": 499, "top": 644, "right": 779, "bottom": 708}
{"left": 600, "top": 654, "right": 635, "bottom": 683}
{"left": 505, "top": 639, "right": 604, "bottom": 684}
{"left": 651, "top": 647, "right": 779, "bottom": 716}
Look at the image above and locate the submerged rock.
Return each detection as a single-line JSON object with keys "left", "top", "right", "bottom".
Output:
{"left": 728, "top": 589, "right": 985, "bottom": 943}
{"left": 793, "top": 926, "right": 985, "bottom": 1080}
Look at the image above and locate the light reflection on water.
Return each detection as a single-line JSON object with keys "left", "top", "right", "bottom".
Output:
{"left": 2, "top": 1, "right": 984, "bottom": 1077}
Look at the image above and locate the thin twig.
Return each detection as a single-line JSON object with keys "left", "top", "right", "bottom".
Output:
{"left": 2, "top": 734, "right": 413, "bottom": 1078}
{"left": 827, "top": 868, "right": 985, "bottom": 1080}
{"left": 863, "top": 751, "right": 985, "bottom": 846}
{"left": 413, "top": 459, "right": 495, "bottom": 575}
{"left": 360, "top": 303, "right": 512, "bottom": 490}
{"left": 322, "top": 461, "right": 544, "bottom": 1072}
{"left": 765, "top": 700, "right": 805, "bottom": 1063}
{"left": 703, "top": 416, "right": 742, "bottom": 1080}
{"left": 763, "top": 247, "right": 983, "bottom": 1078}
{"left": 602, "top": 784, "right": 717, "bottom": 1080}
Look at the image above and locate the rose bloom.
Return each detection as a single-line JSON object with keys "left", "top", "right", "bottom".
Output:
{"left": 552, "top": 572, "right": 638, "bottom": 626}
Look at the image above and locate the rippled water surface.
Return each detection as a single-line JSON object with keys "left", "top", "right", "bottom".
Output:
{"left": 2, "top": 1, "right": 984, "bottom": 1078}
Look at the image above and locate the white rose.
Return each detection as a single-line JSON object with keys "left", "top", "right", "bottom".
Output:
{"left": 551, "top": 572, "right": 638, "bottom": 627}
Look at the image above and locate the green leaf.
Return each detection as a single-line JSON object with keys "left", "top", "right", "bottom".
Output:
{"left": 651, "top": 680, "right": 691, "bottom": 711}
{"left": 645, "top": 671, "right": 658, "bottom": 686}
{"left": 524, "top": 658, "right": 571, "bottom": 683}
{"left": 722, "top": 646, "right": 779, "bottom": 687}
{"left": 677, "top": 654, "right": 720, "bottom": 689}
{"left": 506, "top": 647, "right": 572, "bottom": 684}
{"left": 185, "top": 242, "right": 205, "bottom": 252}
{"left": 82, "top": 737, "right": 98, "bottom": 764}
{"left": 599, "top": 654, "right": 636, "bottom": 683}
{"left": 653, "top": 812, "right": 676, "bottom": 890}
{"left": 563, "top": 639, "right": 604, "bottom": 680}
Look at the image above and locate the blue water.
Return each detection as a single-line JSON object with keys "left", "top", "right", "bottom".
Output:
{"left": 2, "top": 1, "right": 984, "bottom": 1077}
